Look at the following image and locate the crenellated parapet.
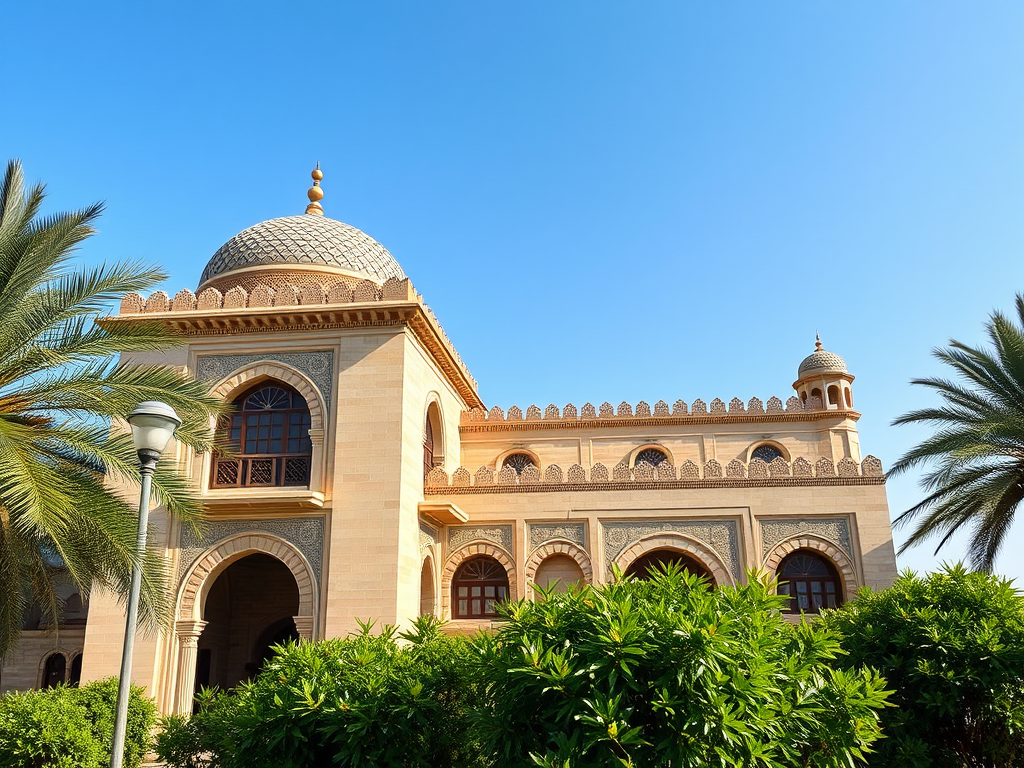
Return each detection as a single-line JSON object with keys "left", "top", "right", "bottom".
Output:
{"left": 460, "top": 394, "right": 855, "bottom": 431}
{"left": 110, "top": 276, "right": 479, "bottom": 404}
{"left": 425, "top": 454, "right": 884, "bottom": 493}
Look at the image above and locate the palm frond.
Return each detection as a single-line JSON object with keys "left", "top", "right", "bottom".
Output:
{"left": 892, "top": 300, "right": 1024, "bottom": 571}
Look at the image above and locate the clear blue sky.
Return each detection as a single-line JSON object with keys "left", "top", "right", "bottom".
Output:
{"left": 2, "top": 3, "right": 1023, "bottom": 578}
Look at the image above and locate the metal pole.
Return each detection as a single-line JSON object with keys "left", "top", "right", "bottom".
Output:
{"left": 110, "top": 450, "right": 158, "bottom": 768}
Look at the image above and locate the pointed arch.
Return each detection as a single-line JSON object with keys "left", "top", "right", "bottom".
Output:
{"left": 762, "top": 534, "right": 858, "bottom": 599}
{"left": 177, "top": 532, "right": 318, "bottom": 623}
{"left": 524, "top": 541, "right": 593, "bottom": 589}
{"left": 209, "top": 361, "right": 326, "bottom": 433}
{"left": 441, "top": 543, "right": 516, "bottom": 619}
{"left": 206, "top": 362, "right": 328, "bottom": 491}
{"left": 614, "top": 533, "right": 734, "bottom": 586}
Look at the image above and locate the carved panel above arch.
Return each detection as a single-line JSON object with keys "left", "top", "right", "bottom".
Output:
{"left": 177, "top": 517, "right": 325, "bottom": 587}
{"left": 447, "top": 525, "right": 513, "bottom": 552}
{"left": 196, "top": 351, "right": 334, "bottom": 410}
{"left": 759, "top": 517, "right": 852, "bottom": 559}
{"left": 601, "top": 520, "right": 740, "bottom": 581}
{"left": 528, "top": 523, "right": 585, "bottom": 552}
{"left": 420, "top": 521, "right": 438, "bottom": 550}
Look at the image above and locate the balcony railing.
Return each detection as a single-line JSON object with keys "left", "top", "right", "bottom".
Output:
{"left": 211, "top": 454, "right": 311, "bottom": 488}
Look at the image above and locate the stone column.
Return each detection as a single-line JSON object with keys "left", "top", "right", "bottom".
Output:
{"left": 292, "top": 615, "right": 315, "bottom": 642}
{"left": 173, "top": 619, "right": 207, "bottom": 715}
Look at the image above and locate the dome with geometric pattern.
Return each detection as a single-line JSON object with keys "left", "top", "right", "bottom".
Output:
{"left": 198, "top": 215, "right": 405, "bottom": 290}
{"left": 797, "top": 336, "right": 848, "bottom": 378}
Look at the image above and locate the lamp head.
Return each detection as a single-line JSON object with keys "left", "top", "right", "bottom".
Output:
{"left": 127, "top": 401, "right": 182, "bottom": 461}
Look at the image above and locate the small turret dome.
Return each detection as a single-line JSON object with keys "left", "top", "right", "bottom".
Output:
{"left": 797, "top": 336, "right": 848, "bottom": 378}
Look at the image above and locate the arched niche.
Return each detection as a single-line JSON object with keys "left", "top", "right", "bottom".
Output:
{"left": 524, "top": 541, "right": 593, "bottom": 594}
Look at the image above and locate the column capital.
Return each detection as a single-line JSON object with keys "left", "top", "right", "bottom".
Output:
{"left": 175, "top": 619, "right": 207, "bottom": 641}
{"left": 292, "top": 615, "right": 315, "bottom": 641}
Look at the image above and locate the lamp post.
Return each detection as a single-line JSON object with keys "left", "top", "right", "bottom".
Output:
{"left": 110, "top": 401, "right": 181, "bottom": 768}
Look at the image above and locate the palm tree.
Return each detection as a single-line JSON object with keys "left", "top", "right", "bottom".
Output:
{"left": 889, "top": 294, "right": 1024, "bottom": 572}
{"left": 0, "top": 159, "right": 225, "bottom": 660}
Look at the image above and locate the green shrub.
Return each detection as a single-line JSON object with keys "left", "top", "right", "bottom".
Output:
{"left": 820, "top": 564, "right": 1024, "bottom": 768}
{"left": 0, "top": 677, "right": 155, "bottom": 768}
{"left": 156, "top": 615, "right": 480, "bottom": 768}
{"left": 475, "top": 568, "right": 890, "bottom": 767}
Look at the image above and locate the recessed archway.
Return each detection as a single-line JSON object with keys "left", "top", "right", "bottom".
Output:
{"left": 624, "top": 549, "right": 713, "bottom": 583}
{"left": 195, "top": 553, "right": 300, "bottom": 691}
{"left": 614, "top": 533, "right": 733, "bottom": 586}
{"left": 420, "top": 556, "right": 437, "bottom": 617}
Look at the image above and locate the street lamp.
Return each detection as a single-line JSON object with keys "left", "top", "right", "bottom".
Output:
{"left": 110, "top": 401, "right": 181, "bottom": 768}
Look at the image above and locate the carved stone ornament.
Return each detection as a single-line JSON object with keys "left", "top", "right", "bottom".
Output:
{"left": 447, "top": 525, "right": 513, "bottom": 552}
{"left": 529, "top": 523, "right": 586, "bottom": 552}
{"left": 420, "top": 521, "right": 438, "bottom": 550}
{"left": 759, "top": 517, "right": 853, "bottom": 559}
{"left": 178, "top": 517, "right": 325, "bottom": 586}
{"left": 196, "top": 351, "right": 334, "bottom": 410}
{"left": 601, "top": 520, "right": 740, "bottom": 581}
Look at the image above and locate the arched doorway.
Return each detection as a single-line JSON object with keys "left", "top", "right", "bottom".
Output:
{"left": 41, "top": 653, "right": 66, "bottom": 689}
{"left": 195, "top": 553, "right": 300, "bottom": 691}
{"left": 625, "top": 549, "right": 714, "bottom": 584}
{"left": 420, "top": 559, "right": 436, "bottom": 616}
{"left": 534, "top": 554, "right": 585, "bottom": 593}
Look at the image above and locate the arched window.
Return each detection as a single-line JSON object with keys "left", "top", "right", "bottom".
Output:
{"left": 452, "top": 557, "right": 509, "bottom": 619}
{"left": 68, "top": 654, "right": 83, "bottom": 687}
{"left": 211, "top": 383, "right": 312, "bottom": 488}
{"left": 625, "top": 549, "right": 713, "bottom": 584}
{"left": 502, "top": 453, "right": 536, "bottom": 475}
{"left": 42, "top": 653, "right": 66, "bottom": 689}
{"left": 423, "top": 402, "right": 443, "bottom": 480}
{"left": 634, "top": 448, "right": 670, "bottom": 467}
{"left": 827, "top": 385, "right": 840, "bottom": 406}
{"left": 810, "top": 387, "right": 822, "bottom": 403}
{"left": 750, "top": 444, "right": 784, "bottom": 464}
{"left": 423, "top": 417, "right": 435, "bottom": 479}
{"left": 63, "top": 593, "right": 87, "bottom": 625}
{"left": 777, "top": 551, "right": 842, "bottom": 614}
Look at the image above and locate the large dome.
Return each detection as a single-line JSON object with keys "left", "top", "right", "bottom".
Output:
{"left": 198, "top": 215, "right": 406, "bottom": 289}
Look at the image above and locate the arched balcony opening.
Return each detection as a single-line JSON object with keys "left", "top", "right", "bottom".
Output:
{"left": 211, "top": 382, "right": 312, "bottom": 489}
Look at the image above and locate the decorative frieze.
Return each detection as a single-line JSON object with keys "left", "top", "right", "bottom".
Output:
{"left": 177, "top": 517, "right": 325, "bottom": 586}
{"left": 528, "top": 523, "right": 586, "bottom": 552}
{"left": 602, "top": 520, "right": 740, "bottom": 580}
{"left": 447, "top": 524, "right": 513, "bottom": 552}
{"left": 425, "top": 456, "right": 884, "bottom": 494}
{"left": 196, "top": 351, "right": 334, "bottom": 408}
{"left": 759, "top": 517, "right": 853, "bottom": 559}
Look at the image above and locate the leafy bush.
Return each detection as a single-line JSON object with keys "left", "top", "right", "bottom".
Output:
{"left": 820, "top": 565, "right": 1024, "bottom": 768}
{"left": 475, "top": 568, "right": 890, "bottom": 767}
{"left": 0, "top": 677, "right": 155, "bottom": 768}
{"left": 156, "top": 615, "right": 480, "bottom": 768}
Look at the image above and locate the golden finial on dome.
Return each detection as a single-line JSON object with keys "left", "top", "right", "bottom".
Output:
{"left": 305, "top": 162, "right": 324, "bottom": 216}
{"left": 815, "top": 332, "right": 823, "bottom": 352}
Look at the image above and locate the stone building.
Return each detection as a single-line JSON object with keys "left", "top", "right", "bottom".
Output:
{"left": 0, "top": 169, "right": 898, "bottom": 711}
